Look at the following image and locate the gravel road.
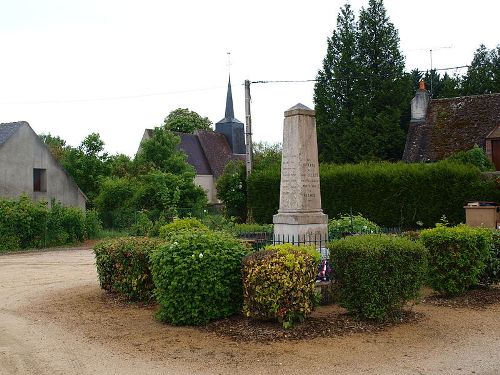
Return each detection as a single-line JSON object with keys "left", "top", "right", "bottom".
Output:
{"left": 1, "top": 247, "right": 499, "bottom": 374}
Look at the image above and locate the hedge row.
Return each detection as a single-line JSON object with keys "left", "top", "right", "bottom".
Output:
{"left": 0, "top": 196, "right": 99, "bottom": 252}
{"left": 248, "top": 161, "right": 500, "bottom": 227}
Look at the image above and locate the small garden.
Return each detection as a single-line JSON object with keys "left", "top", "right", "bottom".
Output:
{"left": 92, "top": 213, "right": 500, "bottom": 338}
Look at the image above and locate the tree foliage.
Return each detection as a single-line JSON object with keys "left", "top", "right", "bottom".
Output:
{"left": 163, "top": 108, "right": 212, "bottom": 134}
{"left": 135, "top": 127, "right": 193, "bottom": 175}
{"left": 314, "top": 0, "right": 410, "bottom": 163}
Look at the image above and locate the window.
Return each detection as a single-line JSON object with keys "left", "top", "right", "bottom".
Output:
{"left": 33, "top": 168, "right": 47, "bottom": 192}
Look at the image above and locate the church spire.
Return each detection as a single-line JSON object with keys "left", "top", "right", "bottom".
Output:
{"left": 224, "top": 75, "right": 235, "bottom": 121}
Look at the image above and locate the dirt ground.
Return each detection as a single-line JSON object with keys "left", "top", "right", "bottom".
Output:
{"left": 1, "top": 246, "right": 499, "bottom": 375}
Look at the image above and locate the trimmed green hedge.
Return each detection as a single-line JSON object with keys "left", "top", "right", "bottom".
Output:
{"left": 0, "top": 196, "right": 90, "bottom": 252}
{"left": 247, "top": 161, "right": 499, "bottom": 228}
{"left": 242, "top": 244, "right": 320, "bottom": 328}
{"left": 150, "top": 230, "right": 250, "bottom": 325}
{"left": 479, "top": 230, "right": 500, "bottom": 285}
{"left": 420, "top": 225, "right": 491, "bottom": 295}
{"left": 329, "top": 234, "right": 428, "bottom": 321}
{"left": 93, "top": 237, "right": 163, "bottom": 301}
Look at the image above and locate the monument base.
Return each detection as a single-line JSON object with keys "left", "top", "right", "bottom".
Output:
{"left": 273, "top": 212, "right": 328, "bottom": 247}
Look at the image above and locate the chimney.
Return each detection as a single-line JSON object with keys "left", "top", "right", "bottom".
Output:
{"left": 411, "top": 80, "right": 430, "bottom": 122}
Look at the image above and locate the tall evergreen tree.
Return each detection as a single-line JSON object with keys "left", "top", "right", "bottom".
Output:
{"left": 314, "top": 3, "right": 358, "bottom": 163}
{"left": 355, "top": 0, "right": 409, "bottom": 160}
{"left": 462, "top": 44, "right": 496, "bottom": 95}
{"left": 314, "top": 0, "right": 411, "bottom": 163}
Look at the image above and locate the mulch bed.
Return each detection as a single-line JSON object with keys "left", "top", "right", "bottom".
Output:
{"left": 203, "top": 308, "right": 423, "bottom": 342}
{"left": 422, "top": 285, "right": 500, "bottom": 309}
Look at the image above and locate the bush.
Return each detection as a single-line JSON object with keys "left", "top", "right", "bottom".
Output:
{"left": 329, "top": 234, "right": 428, "bottom": 321}
{"left": 150, "top": 230, "right": 249, "bottom": 325}
{"left": 420, "top": 225, "right": 491, "bottom": 296}
{"left": 247, "top": 161, "right": 500, "bottom": 227}
{"left": 84, "top": 209, "right": 103, "bottom": 239}
{"left": 446, "top": 146, "right": 495, "bottom": 172}
{"left": 478, "top": 230, "right": 500, "bottom": 285}
{"left": 328, "top": 213, "right": 380, "bottom": 239}
{"left": 216, "top": 160, "right": 247, "bottom": 222}
{"left": 158, "top": 217, "right": 209, "bottom": 239}
{"left": 93, "top": 237, "right": 163, "bottom": 301}
{"left": 242, "top": 243, "right": 321, "bottom": 328}
{"left": 0, "top": 196, "right": 87, "bottom": 251}
{"left": 129, "top": 211, "right": 154, "bottom": 236}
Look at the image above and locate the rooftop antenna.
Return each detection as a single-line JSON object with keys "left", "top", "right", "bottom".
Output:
{"left": 227, "top": 51, "right": 231, "bottom": 75}
{"left": 429, "top": 46, "right": 452, "bottom": 96}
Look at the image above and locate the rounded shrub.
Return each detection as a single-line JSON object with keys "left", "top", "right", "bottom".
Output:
{"left": 242, "top": 243, "right": 321, "bottom": 329}
{"left": 93, "top": 237, "right": 163, "bottom": 301}
{"left": 478, "top": 230, "right": 500, "bottom": 285}
{"left": 329, "top": 234, "right": 428, "bottom": 321}
{"left": 150, "top": 230, "right": 250, "bottom": 325}
{"left": 328, "top": 213, "right": 380, "bottom": 240}
{"left": 420, "top": 225, "right": 491, "bottom": 295}
{"left": 158, "top": 217, "right": 208, "bottom": 239}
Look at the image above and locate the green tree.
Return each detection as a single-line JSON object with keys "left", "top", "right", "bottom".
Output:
{"left": 314, "top": 3, "right": 358, "bottom": 163}
{"left": 462, "top": 44, "right": 499, "bottom": 95}
{"left": 61, "top": 133, "right": 110, "bottom": 204}
{"left": 39, "top": 133, "right": 67, "bottom": 161}
{"left": 135, "top": 127, "right": 193, "bottom": 175}
{"left": 355, "top": 0, "right": 409, "bottom": 160}
{"left": 314, "top": 0, "right": 411, "bottom": 163}
{"left": 216, "top": 160, "right": 247, "bottom": 222}
{"left": 253, "top": 141, "right": 282, "bottom": 171}
{"left": 163, "top": 108, "right": 212, "bottom": 134}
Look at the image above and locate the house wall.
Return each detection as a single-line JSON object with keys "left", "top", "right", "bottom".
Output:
{"left": 194, "top": 174, "right": 218, "bottom": 204}
{"left": 0, "top": 124, "right": 86, "bottom": 210}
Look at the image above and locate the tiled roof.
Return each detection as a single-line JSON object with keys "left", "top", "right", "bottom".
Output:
{"left": 196, "top": 130, "right": 245, "bottom": 178}
{"left": 403, "top": 93, "right": 500, "bottom": 162}
{"left": 178, "top": 133, "right": 212, "bottom": 175}
{"left": 0, "top": 121, "right": 25, "bottom": 146}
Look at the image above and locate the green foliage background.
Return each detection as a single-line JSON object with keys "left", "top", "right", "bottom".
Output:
{"left": 247, "top": 161, "right": 500, "bottom": 227}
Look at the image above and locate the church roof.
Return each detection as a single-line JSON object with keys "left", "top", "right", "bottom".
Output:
{"left": 403, "top": 93, "right": 500, "bottom": 162}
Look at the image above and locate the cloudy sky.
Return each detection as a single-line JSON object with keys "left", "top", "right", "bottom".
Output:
{"left": 1, "top": 0, "right": 499, "bottom": 156}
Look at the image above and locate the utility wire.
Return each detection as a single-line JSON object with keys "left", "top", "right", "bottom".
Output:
{"left": 1, "top": 85, "right": 226, "bottom": 105}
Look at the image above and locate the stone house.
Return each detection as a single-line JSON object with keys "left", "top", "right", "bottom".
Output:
{"left": 0, "top": 121, "right": 87, "bottom": 210}
{"left": 139, "top": 77, "right": 246, "bottom": 204}
{"left": 403, "top": 82, "right": 500, "bottom": 169}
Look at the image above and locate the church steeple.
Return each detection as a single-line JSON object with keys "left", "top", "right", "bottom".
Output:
{"left": 215, "top": 75, "right": 245, "bottom": 154}
{"left": 224, "top": 76, "right": 235, "bottom": 120}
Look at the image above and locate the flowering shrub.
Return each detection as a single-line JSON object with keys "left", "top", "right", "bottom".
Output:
{"left": 150, "top": 230, "right": 249, "bottom": 325}
{"left": 242, "top": 243, "right": 321, "bottom": 329}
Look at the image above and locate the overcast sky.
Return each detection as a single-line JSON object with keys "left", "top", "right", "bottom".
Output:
{"left": 1, "top": 0, "right": 499, "bottom": 156}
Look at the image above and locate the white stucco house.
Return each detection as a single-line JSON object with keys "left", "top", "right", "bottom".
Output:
{"left": 0, "top": 121, "right": 87, "bottom": 210}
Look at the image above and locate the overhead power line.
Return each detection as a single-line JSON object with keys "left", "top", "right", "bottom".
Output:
{"left": 1, "top": 85, "right": 226, "bottom": 105}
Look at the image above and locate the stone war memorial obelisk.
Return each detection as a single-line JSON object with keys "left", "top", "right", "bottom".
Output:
{"left": 273, "top": 104, "right": 328, "bottom": 247}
